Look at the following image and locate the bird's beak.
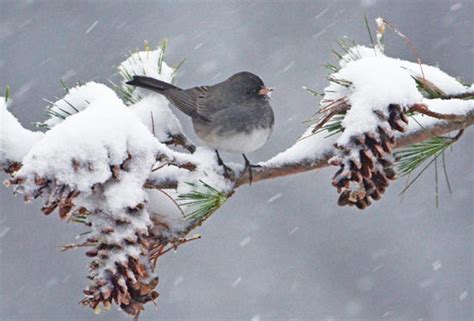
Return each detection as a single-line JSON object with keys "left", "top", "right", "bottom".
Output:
{"left": 259, "top": 86, "right": 273, "bottom": 97}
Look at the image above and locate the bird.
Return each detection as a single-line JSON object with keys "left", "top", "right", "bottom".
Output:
{"left": 126, "top": 71, "right": 275, "bottom": 183}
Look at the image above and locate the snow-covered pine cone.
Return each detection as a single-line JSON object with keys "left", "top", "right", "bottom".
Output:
{"left": 329, "top": 104, "right": 409, "bottom": 209}
{"left": 5, "top": 151, "right": 162, "bottom": 317}
{"left": 81, "top": 205, "right": 159, "bottom": 316}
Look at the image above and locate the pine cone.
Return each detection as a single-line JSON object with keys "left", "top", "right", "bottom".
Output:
{"left": 81, "top": 206, "right": 160, "bottom": 317}
{"left": 330, "top": 104, "right": 408, "bottom": 209}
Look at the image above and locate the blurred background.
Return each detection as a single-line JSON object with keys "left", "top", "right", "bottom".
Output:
{"left": 0, "top": 0, "right": 472, "bottom": 320}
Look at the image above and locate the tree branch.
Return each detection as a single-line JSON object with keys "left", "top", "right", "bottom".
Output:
{"left": 231, "top": 109, "right": 474, "bottom": 187}
{"left": 142, "top": 108, "right": 474, "bottom": 190}
{"left": 410, "top": 103, "right": 468, "bottom": 122}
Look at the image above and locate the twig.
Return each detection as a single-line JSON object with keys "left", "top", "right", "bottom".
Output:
{"left": 59, "top": 241, "right": 96, "bottom": 252}
{"left": 149, "top": 234, "right": 201, "bottom": 268}
{"left": 164, "top": 133, "right": 196, "bottom": 153}
{"left": 410, "top": 103, "right": 468, "bottom": 122}
{"left": 151, "top": 161, "right": 169, "bottom": 172}
{"left": 444, "top": 92, "right": 474, "bottom": 100}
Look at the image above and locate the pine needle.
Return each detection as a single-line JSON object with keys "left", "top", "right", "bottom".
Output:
{"left": 364, "top": 13, "right": 376, "bottom": 51}
{"left": 412, "top": 76, "right": 445, "bottom": 99}
{"left": 434, "top": 154, "right": 439, "bottom": 207}
{"left": 399, "top": 154, "right": 437, "bottom": 195}
{"left": 442, "top": 152, "right": 452, "bottom": 194}
{"left": 314, "top": 113, "right": 345, "bottom": 137}
{"left": 395, "top": 136, "right": 453, "bottom": 176}
{"left": 177, "top": 180, "right": 228, "bottom": 224}
{"left": 60, "top": 79, "right": 70, "bottom": 94}
{"left": 158, "top": 38, "right": 168, "bottom": 75}
{"left": 5, "top": 85, "right": 11, "bottom": 103}
{"left": 302, "top": 86, "right": 323, "bottom": 97}
{"left": 171, "top": 58, "right": 186, "bottom": 85}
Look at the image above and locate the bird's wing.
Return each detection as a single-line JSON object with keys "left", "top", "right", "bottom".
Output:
{"left": 195, "top": 85, "right": 236, "bottom": 122}
{"left": 165, "top": 86, "right": 210, "bottom": 121}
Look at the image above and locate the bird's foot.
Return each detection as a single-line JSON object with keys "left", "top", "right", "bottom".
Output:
{"left": 215, "top": 150, "right": 234, "bottom": 179}
{"left": 242, "top": 154, "right": 261, "bottom": 185}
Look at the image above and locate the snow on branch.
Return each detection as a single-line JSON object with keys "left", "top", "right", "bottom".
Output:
{"left": 0, "top": 99, "right": 43, "bottom": 172}
{"left": 1, "top": 27, "right": 473, "bottom": 319}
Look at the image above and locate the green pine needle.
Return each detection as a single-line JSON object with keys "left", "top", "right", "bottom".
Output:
{"left": 364, "top": 13, "right": 376, "bottom": 49}
{"left": 177, "top": 180, "right": 228, "bottom": 224}
{"left": 412, "top": 76, "right": 445, "bottom": 99}
{"left": 395, "top": 136, "right": 453, "bottom": 176}
{"left": 5, "top": 85, "right": 11, "bottom": 103}
{"left": 336, "top": 38, "right": 361, "bottom": 62}
{"left": 327, "top": 76, "right": 352, "bottom": 88}
{"left": 396, "top": 135, "right": 455, "bottom": 198}
{"left": 109, "top": 79, "right": 140, "bottom": 105}
{"left": 171, "top": 58, "right": 186, "bottom": 85}
{"left": 62, "top": 98, "right": 80, "bottom": 113}
{"left": 158, "top": 38, "right": 168, "bottom": 75}
{"left": 323, "top": 63, "right": 340, "bottom": 73}
{"left": 314, "top": 113, "right": 346, "bottom": 137}
{"left": 60, "top": 79, "right": 70, "bottom": 94}
{"left": 302, "top": 86, "right": 323, "bottom": 97}
{"left": 441, "top": 152, "right": 452, "bottom": 194}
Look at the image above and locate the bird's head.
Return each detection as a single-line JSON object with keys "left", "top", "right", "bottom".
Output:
{"left": 228, "top": 71, "right": 273, "bottom": 100}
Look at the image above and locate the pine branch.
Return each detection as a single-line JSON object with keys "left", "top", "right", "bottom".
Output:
{"left": 139, "top": 106, "right": 474, "bottom": 190}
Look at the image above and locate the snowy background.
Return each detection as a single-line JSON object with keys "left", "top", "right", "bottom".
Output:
{"left": 0, "top": 1, "right": 473, "bottom": 320}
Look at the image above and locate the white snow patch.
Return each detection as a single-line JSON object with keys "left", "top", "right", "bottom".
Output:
{"left": 398, "top": 60, "right": 468, "bottom": 95}
{"left": 42, "top": 82, "right": 116, "bottom": 128}
{"left": 250, "top": 315, "right": 261, "bottom": 321}
{"left": 336, "top": 56, "right": 423, "bottom": 145}
{"left": 18, "top": 86, "right": 160, "bottom": 199}
{"left": 129, "top": 94, "right": 185, "bottom": 141}
{"left": 118, "top": 46, "right": 174, "bottom": 88}
{"left": 0, "top": 100, "right": 44, "bottom": 163}
{"left": 263, "top": 125, "right": 337, "bottom": 167}
{"left": 147, "top": 189, "right": 189, "bottom": 235}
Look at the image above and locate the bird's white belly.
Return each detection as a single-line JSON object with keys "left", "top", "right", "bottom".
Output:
{"left": 200, "top": 127, "right": 272, "bottom": 153}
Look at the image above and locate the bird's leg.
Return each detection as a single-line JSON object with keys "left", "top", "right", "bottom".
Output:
{"left": 242, "top": 154, "right": 262, "bottom": 185}
{"left": 215, "top": 150, "right": 232, "bottom": 177}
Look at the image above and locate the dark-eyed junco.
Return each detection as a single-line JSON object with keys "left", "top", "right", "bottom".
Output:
{"left": 126, "top": 72, "right": 275, "bottom": 182}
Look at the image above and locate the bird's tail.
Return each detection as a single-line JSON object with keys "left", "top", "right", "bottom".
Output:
{"left": 126, "top": 76, "right": 177, "bottom": 93}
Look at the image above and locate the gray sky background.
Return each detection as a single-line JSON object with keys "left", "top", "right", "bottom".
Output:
{"left": 0, "top": 1, "right": 473, "bottom": 320}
